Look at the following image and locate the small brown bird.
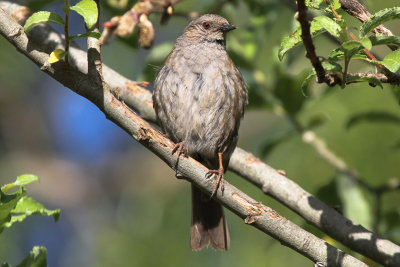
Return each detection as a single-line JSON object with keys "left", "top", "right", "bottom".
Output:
{"left": 153, "top": 14, "right": 247, "bottom": 250}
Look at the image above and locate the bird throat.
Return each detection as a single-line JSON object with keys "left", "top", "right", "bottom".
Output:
{"left": 215, "top": 39, "right": 226, "bottom": 46}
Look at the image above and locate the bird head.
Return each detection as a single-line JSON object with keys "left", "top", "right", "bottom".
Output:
{"left": 179, "top": 14, "right": 236, "bottom": 46}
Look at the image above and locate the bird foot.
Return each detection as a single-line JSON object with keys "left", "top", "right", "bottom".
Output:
{"left": 206, "top": 167, "right": 225, "bottom": 198}
{"left": 172, "top": 142, "right": 188, "bottom": 175}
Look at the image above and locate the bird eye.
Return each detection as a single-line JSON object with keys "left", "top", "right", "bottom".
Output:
{"left": 202, "top": 22, "right": 210, "bottom": 29}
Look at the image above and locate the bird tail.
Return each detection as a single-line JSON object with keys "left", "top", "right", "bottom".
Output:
{"left": 190, "top": 184, "right": 230, "bottom": 250}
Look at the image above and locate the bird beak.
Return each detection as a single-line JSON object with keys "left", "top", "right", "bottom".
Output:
{"left": 219, "top": 24, "right": 236, "bottom": 32}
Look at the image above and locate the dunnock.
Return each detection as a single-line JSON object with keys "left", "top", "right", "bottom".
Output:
{"left": 153, "top": 14, "right": 247, "bottom": 250}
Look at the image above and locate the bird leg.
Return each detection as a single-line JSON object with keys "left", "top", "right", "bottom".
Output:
{"left": 172, "top": 142, "right": 188, "bottom": 176}
{"left": 206, "top": 152, "right": 225, "bottom": 197}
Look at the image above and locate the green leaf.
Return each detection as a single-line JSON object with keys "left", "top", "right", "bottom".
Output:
{"left": 69, "top": 31, "right": 101, "bottom": 41}
{"left": 306, "top": 0, "right": 340, "bottom": 12}
{"left": 278, "top": 27, "right": 304, "bottom": 61}
{"left": 24, "top": 11, "right": 65, "bottom": 32}
{"left": 360, "top": 7, "right": 400, "bottom": 37}
{"left": 313, "top": 16, "right": 342, "bottom": 38}
{"left": 322, "top": 60, "right": 342, "bottom": 72}
{"left": 369, "top": 35, "right": 400, "bottom": 47}
{"left": 0, "top": 175, "right": 60, "bottom": 233}
{"left": 0, "top": 187, "right": 25, "bottom": 233}
{"left": 341, "top": 40, "right": 360, "bottom": 51}
{"left": 1, "top": 174, "right": 38, "bottom": 193}
{"left": 340, "top": 40, "right": 367, "bottom": 60}
{"left": 4, "top": 196, "right": 60, "bottom": 229}
{"left": 379, "top": 49, "right": 400, "bottom": 74}
{"left": 70, "top": 0, "right": 98, "bottom": 29}
{"left": 360, "top": 36, "right": 372, "bottom": 50}
{"left": 48, "top": 49, "right": 67, "bottom": 64}
{"left": 336, "top": 174, "right": 373, "bottom": 230}
{"left": 345, "top": 75, "right": 383, "bottom": 89}
{"left": 279, "top": 20, "right": 327, "bottom": 61}
{"left": 328, "top": 48, "right": 367, "bottom": 62}
{"left": 3, "top": 246, "right": 48, "bottom": 267}
{"left": 347, "top": 111, "right": 400, "bottom": 129}
{"left": 279, "top": 16, "right": 343, "bottom": 60}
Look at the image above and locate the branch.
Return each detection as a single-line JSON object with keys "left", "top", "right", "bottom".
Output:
{"left": 1, "top": 1, "right": 400, "bottom": 266}
{"left": 296, "top": 0, "right": 336, "bottom": 85}
{"left": 0, "top": 7, "right": 369, "bottom": 267}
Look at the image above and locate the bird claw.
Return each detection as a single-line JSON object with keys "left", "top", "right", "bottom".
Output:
{"left": 172, "top": 142, "right": 188, "bottom": 172}
{"left": 206, "top": 167, "right": 225, "bottom": 198}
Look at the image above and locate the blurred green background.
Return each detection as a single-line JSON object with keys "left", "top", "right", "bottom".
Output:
{"left": 0, "top": 0, "right": 400, "bottom": 266}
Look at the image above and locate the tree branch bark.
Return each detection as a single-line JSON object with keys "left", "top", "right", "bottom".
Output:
{"left": 1, "top": 1, "right": 400, "bottom": 266}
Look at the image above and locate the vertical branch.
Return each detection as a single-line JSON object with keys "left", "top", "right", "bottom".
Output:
{"left": 296, "top": 0, "right": 326, "bottom": 83}
{"left": 64, "top": 0, "right": 70, "bottom": 66}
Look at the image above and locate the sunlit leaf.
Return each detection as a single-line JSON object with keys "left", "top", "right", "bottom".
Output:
{"left": 347, "top": 111, "right": 400, "bottom": 129}
{"left": 4, "top": 196, "right": 60, "bottom": 228}
{"left": 24, "top": 11, "right": 64, "bottom": 32}
{"left": 0, "top": 187, "right": 25, "bottom": 233}
{"left": 313, "top": 16, "right": 342, "bottom": 38}
{"left": 379, "top": 49, "right": 400, "bottom": 74}
{"left": 278, "top": 27, "right": 303, "bottom": 61}
{"left": 279, "top": 15, "right": 343, "bottom": 60}
{"left": 1, "top": 174, "right": 38, "bottom": 193}
{"left": 360, "top": 7, "right": 400, "bottom": 37}
{"left": 0, "top": 175, "right": 60, "bottom": 233}
{"left": 48, "top": 49, "right": 67, "bottom": 63}
{"left": 70, "top": 0, "right": 98, "bottom": 29}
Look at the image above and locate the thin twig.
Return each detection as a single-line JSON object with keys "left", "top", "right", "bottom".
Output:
{"left": 64, "top": 0, "right": 69, "bottom": 66}
{"left": 296, "top": 0, "right": 327, "bottom": 83}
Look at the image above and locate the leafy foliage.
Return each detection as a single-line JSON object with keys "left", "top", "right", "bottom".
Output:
{"left": 279, "top": 3, "right": 400, "bottom": 98}
{"left": 24, "top": 0, "right": 99, "bottom": 63}
{"left": 1, "top": 175, "right": 59, "bottom": 267}
{"left": 359, "top": 7, "right": 400, "bottom": 37}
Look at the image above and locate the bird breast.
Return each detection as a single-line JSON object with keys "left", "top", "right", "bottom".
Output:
{"left": 154, "top": 45, "right": 246, "bottom": 161}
